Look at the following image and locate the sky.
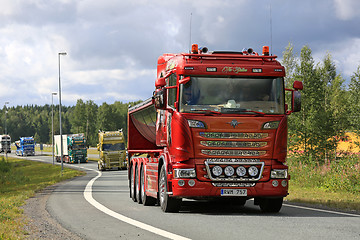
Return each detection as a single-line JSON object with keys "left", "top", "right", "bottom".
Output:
{"left": 1, "top": 0, "right": 360, "bottom": 107}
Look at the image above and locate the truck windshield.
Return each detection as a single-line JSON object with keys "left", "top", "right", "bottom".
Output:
{"left": 103, "top": 143, "right": 125, "bottom": 151}
{"left": 179, "top": 77, "right": 285, "bottom": 114}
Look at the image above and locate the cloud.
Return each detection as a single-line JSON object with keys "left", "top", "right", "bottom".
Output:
{"left": 333, "top": 0, "right": 360, "bottom": 20}
{"left": 1, "top": 0, "right": 360, "bottom": 106}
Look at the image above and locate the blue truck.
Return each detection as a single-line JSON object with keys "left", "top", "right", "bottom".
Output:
{"left": 15, "top": 136, "right": 35, "bottom": 156}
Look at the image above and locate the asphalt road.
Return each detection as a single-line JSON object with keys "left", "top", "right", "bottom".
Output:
{"left": 6, "top": 152, "right": 360, "bottom": 240}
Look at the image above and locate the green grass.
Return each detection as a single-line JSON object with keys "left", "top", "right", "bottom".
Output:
{"left": 285, "top": 155, "right": 360, "bottom": 213}
{"left": 0, "top": 157, "right": 84, "bottom": 239}
{"left": 286, "top": 184, "right": 360, "bottom": 213}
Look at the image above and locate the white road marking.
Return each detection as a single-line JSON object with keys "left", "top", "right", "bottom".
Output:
{"left": 83, "top": 169, "right": 191, "bottom": 240}
{"left": 283, "top": 203, "right": 360, "bottom": 217}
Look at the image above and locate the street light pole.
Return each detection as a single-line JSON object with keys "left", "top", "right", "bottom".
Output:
{"left": 58, "top": 52, "right": 67, "bottom": 175}
{"left": 52, "top": 92, "right": 57, "bottom": 165}
{"left": 4, "top": 101, "right": 9, "bottom": 161}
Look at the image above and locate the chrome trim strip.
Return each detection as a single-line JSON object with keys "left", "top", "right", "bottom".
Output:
{"left": 212, "top": 182, "right": 256, "bottom": 187}
{"left": 201, "top": 149, "right": 266, "bottom": 156}
{"left": 200, "top": 141, "right": 267, "bottom": 148}
{"left": 199, "top": 132, "right": 268, "bottom": 139}
{"left": 206, "top": 158, "right": 260, "bottom": 163}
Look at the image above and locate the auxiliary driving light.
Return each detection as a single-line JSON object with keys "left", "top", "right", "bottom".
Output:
{"left": 281, "top": 180, "right": 288, "bottom": 187}
{"left": 188, "top": 179, "right": 196, "bottom": 187}
{"left": 178, "top": 180, "right": 185, "bottom": 187}
{"left": 248, "top": 166, "right": 259, "bottom": 177}
{"left": 224, "top": 166, "right": 235, "bottom": 177}
{"left": 236, "top": 166, "right": 246, "bottom": 177}
{"left": 212, "top": 166, "right": 223, "bottom": 177}
{"left": 272, "top": 180, "right": 279, "bottom": 187}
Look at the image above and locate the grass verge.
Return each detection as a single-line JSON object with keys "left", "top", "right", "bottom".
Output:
{"left": 285, "top": 155, "right": 360, "bottom": 213}
{"left": 0, "top": 156, "right": 85, "bottom": 239}
{"left": 286, "top": 184, "right": 360, "bottom": 213}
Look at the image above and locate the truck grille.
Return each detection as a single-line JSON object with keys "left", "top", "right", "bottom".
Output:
{"left": 196, "top": 130, "right": 270, "bottom": 182}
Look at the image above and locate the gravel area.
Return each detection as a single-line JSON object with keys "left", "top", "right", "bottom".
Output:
{"left": 21, "top": 183, "right": 83, "bottom": 240}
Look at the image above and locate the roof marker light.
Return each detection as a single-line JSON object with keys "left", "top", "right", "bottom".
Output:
{"left": 263, "top": 46, "right": 270, "bottom": 56}
{"left": 192, "top": 44, "right": 198, "bottom": 54}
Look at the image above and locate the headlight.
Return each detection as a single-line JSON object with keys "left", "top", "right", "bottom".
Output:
{"left": 271, "top": 169, "right": 288, "bottom": 179}
{"left": 173, "top": 168, "right": 196, "bottom": 178}
{"left": 262, "top": 121, "right": 280, "bottom": 129}
{"left": 212, "top": 166, "right": 223, "bottom": 177}
{"left": 248, "top": 166, "right": 259, "bottom": 177}
{"left": 187, "top": 119, "right": 206, "bottom": 128}
{"left": 224, "top": 166, "right": 235, "bottom": 176}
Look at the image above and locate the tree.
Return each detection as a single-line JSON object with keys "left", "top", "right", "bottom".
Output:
{"left": 348, "top": 66, "right": 360, "bottom": 132}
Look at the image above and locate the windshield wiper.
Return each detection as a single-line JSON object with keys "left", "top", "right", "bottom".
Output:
{"left": 190, "top": 109, "right": 221, "bottom": 115}
{"left": 221, "top": 108, "right": 265, "bottom": 115}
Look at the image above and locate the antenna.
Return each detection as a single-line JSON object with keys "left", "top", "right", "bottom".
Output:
{"left": 269, "top": 3, "right": 273, "bottom": 55}
{"left": 189, "top": 13, "right": 192, "bottom": 53}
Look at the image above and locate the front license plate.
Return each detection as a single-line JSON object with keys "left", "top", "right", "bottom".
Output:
{"left": 221, "top": 189, "right": 247, "bottom": 196}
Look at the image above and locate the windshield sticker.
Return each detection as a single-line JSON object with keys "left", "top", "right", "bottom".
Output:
{"left": 222, "top": 66, "right": 248, "bottom": 73}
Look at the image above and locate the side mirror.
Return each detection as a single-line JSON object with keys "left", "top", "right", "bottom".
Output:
{"left": 153, "top": 88, "right": 167, "bottom": 109}
{"left": 155, "top": 77, "right": 166, "bottom": 88}
{"left": 293, "top": 81, "right": 303, "bottom": 90}
{"left": 292, "top": 91, "right": 301, "bottom": 112}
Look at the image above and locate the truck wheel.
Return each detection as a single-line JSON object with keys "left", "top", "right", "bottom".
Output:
{"left": 136, "top": 166, "right": 142, "bottom": 204}
{"left": 259, "top": 197, "right": 283, "bottom": 213}
{"left": 97, "top": 162, "right": 102, "bottom": 171}
{"left": 141, "top": 165, "right": 156, "bottom": 206}
{"left": 159, "top": 165, "right": 181, "bottom": 212}
{"left": 130, "top": 165, "right": 137, "bottom": 202}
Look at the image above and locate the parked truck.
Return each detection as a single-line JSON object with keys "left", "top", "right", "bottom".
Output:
{"left": 55, "top": 134, "right": 88, "bottom": 163}
{"left": 97, "top": 130, "right": 127, "bottom": 171}
{"left": 15, "top": 136, "right": 35, "bottom": 156}
{"left": 0, "top": 135, "right": 11, "bottom": 153}
{"left": 128, "top": 44, "right": 303, "bottom": 213}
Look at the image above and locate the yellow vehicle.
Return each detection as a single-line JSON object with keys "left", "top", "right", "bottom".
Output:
{"left": 97, "top": 130, "right": 126, "bottom": 171}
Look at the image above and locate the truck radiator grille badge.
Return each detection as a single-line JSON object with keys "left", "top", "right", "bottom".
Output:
{"left": 227, "top": 119, "right": 241, "bottom": 128}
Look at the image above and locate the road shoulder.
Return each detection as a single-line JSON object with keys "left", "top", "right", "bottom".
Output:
{"left": 21, "top": 183, "right": 83, "bottom": 239}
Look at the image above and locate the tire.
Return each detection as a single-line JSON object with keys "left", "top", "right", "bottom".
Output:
{"left": 141, "top": 165, "right": 156, "bottom": 206}
{"left": 136, "top": 165, "right": 142, "bottom": 204}
{"left": 130, "top": 165, "right": 137, "bottom": 202}
{"left": 259, "top": 197, "right": 283, "bottom": 213}
{"left": 98, "top": 162, "right": 103, "bottom": 171}
{"left": 159, "top": 165, "right": 181, "bottom": 212}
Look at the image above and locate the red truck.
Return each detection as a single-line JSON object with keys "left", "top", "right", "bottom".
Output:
{"left": 128, "top": 44, "right": 303, "bottom": 213}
